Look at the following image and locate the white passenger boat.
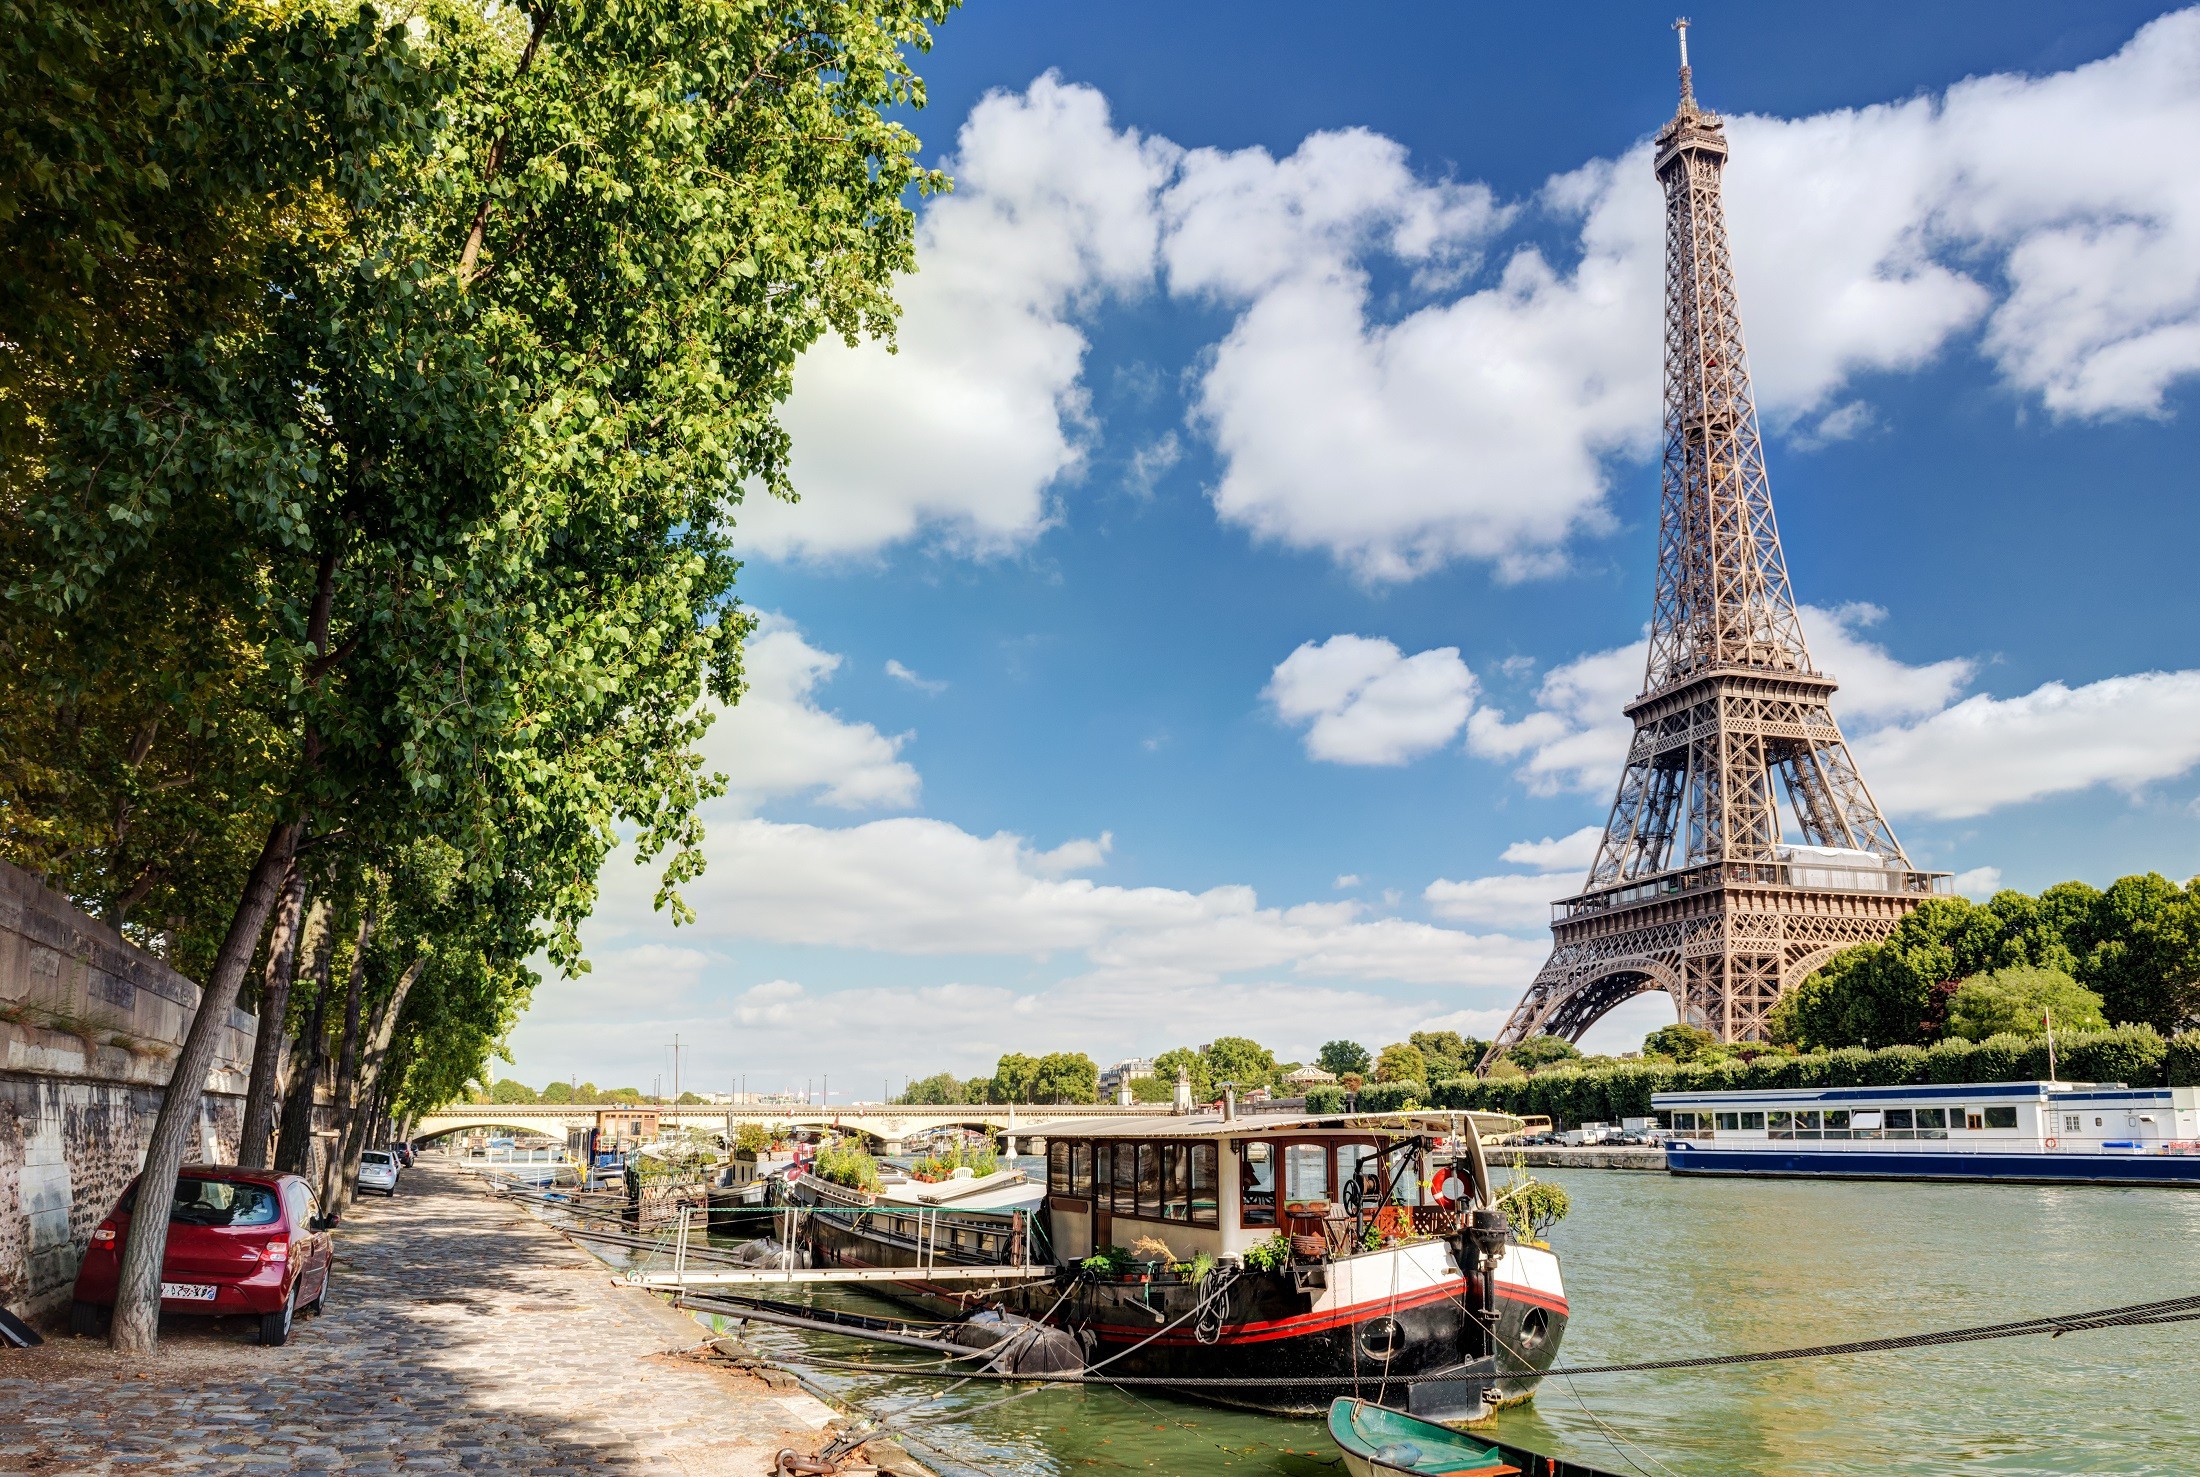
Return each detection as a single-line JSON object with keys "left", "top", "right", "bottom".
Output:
{"left": 1654, "top": 1080, "right": 2200, "bottom": 1185}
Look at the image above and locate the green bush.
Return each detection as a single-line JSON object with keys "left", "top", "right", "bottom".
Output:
{"left": 1304, "top": 1085, "right": 1349, "bottom": 1115}
{"left": 1357, "top": 1080, "right": 1423, "bottom": 1112}
{"left": 813, "top": 1144, "right": 882, "bottom": 1193}
{"left": 2060, "top": 1024, "right": 2167, "bottom": 1086}
{"left": 2165, "top": 1031, "right": 2200, "bottom": 1087}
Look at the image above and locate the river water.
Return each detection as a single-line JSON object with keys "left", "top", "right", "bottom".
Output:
{"left": 691, "top": 1168, "right": 2200, "bottom": 1476}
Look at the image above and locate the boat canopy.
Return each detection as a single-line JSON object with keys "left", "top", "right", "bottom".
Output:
{"left": 1031, "top": 1109, "right": 1520, "bottom": 1142}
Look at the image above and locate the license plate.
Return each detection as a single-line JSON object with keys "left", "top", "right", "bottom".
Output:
{"left": 160, "top": 1282, "right": 217, "bottom": 1302}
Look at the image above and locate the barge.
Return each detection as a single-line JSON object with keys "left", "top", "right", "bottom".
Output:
{"left": 788, "top": 1107, "right": 1567, "bottom": 1421}
{"left": 1654, "top": 1080, "right": 2200, "bottom": 1185}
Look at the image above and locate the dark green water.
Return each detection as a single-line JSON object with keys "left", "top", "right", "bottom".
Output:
{"left": 696, "top": 1170, "right": 2200, "bottom": 1476}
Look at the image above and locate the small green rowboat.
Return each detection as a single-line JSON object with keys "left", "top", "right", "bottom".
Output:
{"left": 1326, "top": 1399, "right": 1521, "bottom": 1477}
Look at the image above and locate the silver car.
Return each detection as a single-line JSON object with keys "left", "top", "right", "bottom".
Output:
{"left": 356, "top": 1150, "right": 399, "bottom": 1197}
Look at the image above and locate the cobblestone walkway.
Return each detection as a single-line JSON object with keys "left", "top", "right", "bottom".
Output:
{"left": 0, "top": 1161, "right": 841, "bottom": 1475}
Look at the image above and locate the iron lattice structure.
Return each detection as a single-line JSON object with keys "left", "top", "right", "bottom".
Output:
{"left": 1483, "top": 29, "right": 1949, "bottom": 1060}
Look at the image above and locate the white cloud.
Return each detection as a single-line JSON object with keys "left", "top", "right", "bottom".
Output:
{"left": 1859, "top": 671, "right": 2200, "bottom": 820}
{"left": 1333, "top": 874, "right": 1362, "bottom": 890}
{"left": 1951, "top": 866, "right": 2006, "bottom": 900}
{"left": 884, "top": 659, "right": 947, "bottom": 695}
{"left": 1424, "top": 827, "right": 1603, "bottom": 931}
{"left": 704, "top": 615, "right": 920, "bottom": 813}
{"left": 741, "top": 74, "right": 1177, "bottom": 560}
{"left": 1123, "top": 432, "right": 1182, "bottom": 497}
{"left": 1458, "top": 601, "right": 2200, "bottom": 824}
{"left": 1500, "top": 827, "right": 1604, "bottom": 871}
{"left": 1265, "top": 635, "right": 1478, "bottom": 766}
{"left": 1167, "top": 11, "right": 2200, "bottom": 581}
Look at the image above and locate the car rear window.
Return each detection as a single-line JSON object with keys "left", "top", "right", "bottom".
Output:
{"left": 362, "top": 1152, "right": 392, "bottom": 1165}
{"left": 121, "top": 1177, "right": 281, "bottom": 1227}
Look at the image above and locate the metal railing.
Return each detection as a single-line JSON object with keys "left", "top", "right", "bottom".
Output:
{"left": 1555, "top": 858, "right": 1951, "bottom": 920}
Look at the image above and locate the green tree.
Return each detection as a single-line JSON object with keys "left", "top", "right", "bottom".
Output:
{"left": 489, "top": 1078, "right": 539, "bottom": 1105}
{"left": 1203, "top": 1036, "right": 1277, "bottom": 1090}
{"left": 1642, "top": 1023, "right": 1719, "bottom": 1062}
{"left": 1374, "top": 1042, "right": 1427, "bottom": 1084}
{"left": 2077, "top": 874, "right": 2200, "bottom": 1034}
{"left": 733, "top": 1122, "right": 770, "bottom": 1155}
{"left": 1129, "top": 1073, "right": 1175, "bottom": 1103}
{"left": 33, "top": 0, "right": 958, "bottom": 1354}
{"left": 991, "top": 1053, "right": 1041, "bottom": 1103}
{"left": 898, "top": 1072, "right": 963, "bottom": 1105}
{"left": 539, "top": 1081, "right": 575, "bottom": 1104}
{"left": 1503, "top": 1036, "right": 1582, "bottom": 1072}
{"left": 1948, "top": 966, "right": 2108, "bottom": 1042}
{"left": 1318, "top": 1040, "right": 1372, "bottom": 1077}
{"left": 1152, "top": 1047, "right": 1209, "bottom": 1103}
{"left": 1031, "top": 1052, "right": 1098, "bottom": 1104}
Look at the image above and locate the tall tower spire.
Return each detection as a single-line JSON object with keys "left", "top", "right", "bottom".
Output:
{"left": 1480, "top": 31, "right": 1948, "bottom": 1062}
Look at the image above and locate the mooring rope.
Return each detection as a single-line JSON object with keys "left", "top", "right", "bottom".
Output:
{"left": 753, "top": 1288, "right": 2200, "bottom": 1388}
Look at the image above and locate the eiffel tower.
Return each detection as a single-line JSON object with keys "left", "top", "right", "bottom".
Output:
{"left": 1483, "top": 22, "right": 1949, "bottom": 1060}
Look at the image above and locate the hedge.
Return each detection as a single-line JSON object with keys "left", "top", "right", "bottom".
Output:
{"left": 1304, "top": 1085, "right": 1349, "bottom": 1114}
{"left": 1431, "top": 1025, "right": 2191, "bottom": 1130}
{"left": 1357, "top": 1081, "right": 1424, "bottom": 1112}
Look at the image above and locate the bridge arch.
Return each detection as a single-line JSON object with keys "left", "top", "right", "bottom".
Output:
{"left": 411, "top": 1119, "right": 580, "bottom": 1145}
{"left": 1542, "top": 957, "right": 1687, "bottom": 1042}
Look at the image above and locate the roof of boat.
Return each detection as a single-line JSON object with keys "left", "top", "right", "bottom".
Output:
{"left": 1031, "top": 1109, "right": 1520, "bottom": 1141}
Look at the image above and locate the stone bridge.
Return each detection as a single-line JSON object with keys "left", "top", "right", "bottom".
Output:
{"left": 408, "top": 1101, "right": 1175, "bottom": 1154}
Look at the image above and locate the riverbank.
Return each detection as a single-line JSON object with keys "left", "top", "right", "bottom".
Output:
{"left": 1508, "top": 1145, "right": 1665, "bottom": 1170}
{"left": 0, "top": 1159, "right": 868, "bottom": 1474}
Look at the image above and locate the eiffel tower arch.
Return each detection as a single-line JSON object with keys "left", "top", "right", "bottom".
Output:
{"left": 1483, "top": 25, "right": 1950, "bottom": 1063}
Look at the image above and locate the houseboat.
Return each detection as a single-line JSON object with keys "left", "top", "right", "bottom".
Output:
{"left": 1653, "top": 1081, "right": 2200, "bottom": 1185}
{"left": 706, "top": 1143, "right": 804, "bottom": 1234}
{"left": 788, "top": 1106, "right": 1568, "bottom": 1421}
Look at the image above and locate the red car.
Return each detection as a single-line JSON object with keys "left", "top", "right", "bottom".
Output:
{"left": 71, "top": 1166, "right": 335, "bottom": 1346}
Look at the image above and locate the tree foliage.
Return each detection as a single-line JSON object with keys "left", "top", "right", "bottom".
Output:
{"left": 1776, "top": 880, "right": 2200, "bottom": 1051}
{"left": 1947, "top": 966, "right": 2106, "bottom": 1042}
{"left": 1373, "top": 1041, "right": 1426, "bottom": 1084}
{"left": 1318, "top": 1039, "right": 1371, "bottom": 1077}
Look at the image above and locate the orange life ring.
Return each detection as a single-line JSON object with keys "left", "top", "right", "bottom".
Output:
{"left": 2045, "top": 1136, "right": 2058, "bottom": 1149}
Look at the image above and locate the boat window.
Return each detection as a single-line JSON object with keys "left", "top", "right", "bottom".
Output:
{"left": 1884, "top": 1109, "right": 1914, "bottom": 1138}
{"left": 1714, "top": 1112, "right": 1740, "bottom": 1131}
{"left": 1071, "top": 1143, "right": 1093, "bottom": 1199}
{"left": 1049, "top": 1141, "right": 1070, "bottom": 1189}
{"left": 1984, "top": 1106, "right": 2017, "bottom": 1130}
{"left": 2062, "top": 1115, "right": 2081, "bottom": 1134}
{"left": 1095, "top": 1141, "right": 1112, "bottom": 1198}
{"left": 1850, "top": 1110, "right": 1882, "bottom": 1140}
{"left": 1670, "top": 1111, "right": 1697, "bottom": 1132}
{"left": 1240, "top": 1141, "right": 1276, "bottom": 1227}
{"left": 1768, "top": 1111, "right": 1794, "bottom": 1140}
{"left": 1963, "top": 1112, "right": 1983, "bottom": 1132}
{"left": 1163, "top": 1143, "right": 1191, "bottom": 1221}
{"left": 1821, "top": 1109, "right": 1850, "bottom": 1140}
{"left": 1740, "top": 1111, "right": 1765, "bottom": 1130}
{"left": 1794, "top": 1110, "right": 1822, "bottom": 1140}
{"left": 1136, "top": 1143, "right": 1163, "bottom": 1218}
{"left": 1190, "top": 1143, "right": 1218, "bottom": 1227}
{"left": 1284, "top": 1143, "right": 1330, "bottom": 1207}
{"left": 1113, "top": 1143, "right": 1138, "bottom": 1215}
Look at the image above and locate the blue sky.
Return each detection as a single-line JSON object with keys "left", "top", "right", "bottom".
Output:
{"left": 503, "top": 2, "right": 2200, "bottom": 1100}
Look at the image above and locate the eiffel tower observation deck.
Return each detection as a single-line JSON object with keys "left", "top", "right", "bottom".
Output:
{"left": 1483, "top": 23, "right": 1950, "bottom": 1061}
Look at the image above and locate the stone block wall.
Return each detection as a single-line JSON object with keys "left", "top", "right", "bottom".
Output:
{"left": 0, "top": 859, "right": 259, "bottom": 1316}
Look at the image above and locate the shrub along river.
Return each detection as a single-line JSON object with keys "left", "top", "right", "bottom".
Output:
{"left": 692, "top": 1166, "right": 2200, "bottom": 1476}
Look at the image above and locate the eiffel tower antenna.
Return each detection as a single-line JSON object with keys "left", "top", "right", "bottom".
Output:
{"left": 1481, "top": 29, "right": 1950, "bottom": 1065}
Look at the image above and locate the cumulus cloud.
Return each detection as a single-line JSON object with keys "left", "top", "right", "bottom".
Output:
{"left": 884, "top": 659, "right": 947, "bottom": 694}
{"left": 1424, "top": 827, "right": 1604, "bottom": 931}
{"left": 1459, "top": 603, "right": 2200, "bottom": 823}
{"left": 1858, "top": 671, "right": 2200, "bottom": 820}
{"left": 1265, "top": 635, "right": 1478, "bottom": 765}
{"left": 1951, "top": 866, "right": 2006, "bottom": 900}
{"left": 703, "top": 615, "right": 920, "bottom": 813}
{"left": 741, "top": 74, "right": 1177, "bottom": 560}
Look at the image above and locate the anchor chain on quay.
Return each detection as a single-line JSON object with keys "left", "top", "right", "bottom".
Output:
{"left": 0, "top": 1155, "right": 932, "bottom": 1476}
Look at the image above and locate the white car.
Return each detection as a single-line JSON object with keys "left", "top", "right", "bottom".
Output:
{"left": 357, "top": 1150, "right": 399, "bottom": 1197}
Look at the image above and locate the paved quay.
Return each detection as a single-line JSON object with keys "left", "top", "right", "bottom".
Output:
{"left": 0, "top": 1159, "right": 856, "bottom": 1475}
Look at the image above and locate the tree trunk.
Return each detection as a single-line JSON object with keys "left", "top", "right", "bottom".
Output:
{"left": 274, "top": 904, "right": 334, "bottom": 1177}
{"left": 321, "top": 905, "right": 375, "bottom": 1208}
{"left": 236, "top": 861, "right": 309, "bottom": 1169}
{"left": 109, "top": 818, "right": 302, "bottom": 1355}
{"left": 332, "top": 957, "right": 423, "bottom": 1215}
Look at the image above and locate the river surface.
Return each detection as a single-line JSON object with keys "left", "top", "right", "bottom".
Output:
{"left": 685, "top": 1167, "right": 2200, "bottom": 1476}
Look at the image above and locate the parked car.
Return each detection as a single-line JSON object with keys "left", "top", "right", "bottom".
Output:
{"left": 71, "top": 1167, "right": 334, "bottom": 1346}
{"left": 357, "top": 1150, "right": 400, "bottom": 1197}
{"left": 390, "top": 1142, "right": 417, "bottom": 1169}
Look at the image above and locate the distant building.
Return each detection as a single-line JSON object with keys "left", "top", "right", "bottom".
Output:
{"left": 1284, "top": 1065, "right": 1337, "bottom": 1087}
{"left": 1099, "top": 1057, "right": 1157, "bottom": 1102}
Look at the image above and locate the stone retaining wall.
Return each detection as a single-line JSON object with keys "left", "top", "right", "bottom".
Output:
{"left": 0, "top": 859, "right": 261, "bottom": 1315}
